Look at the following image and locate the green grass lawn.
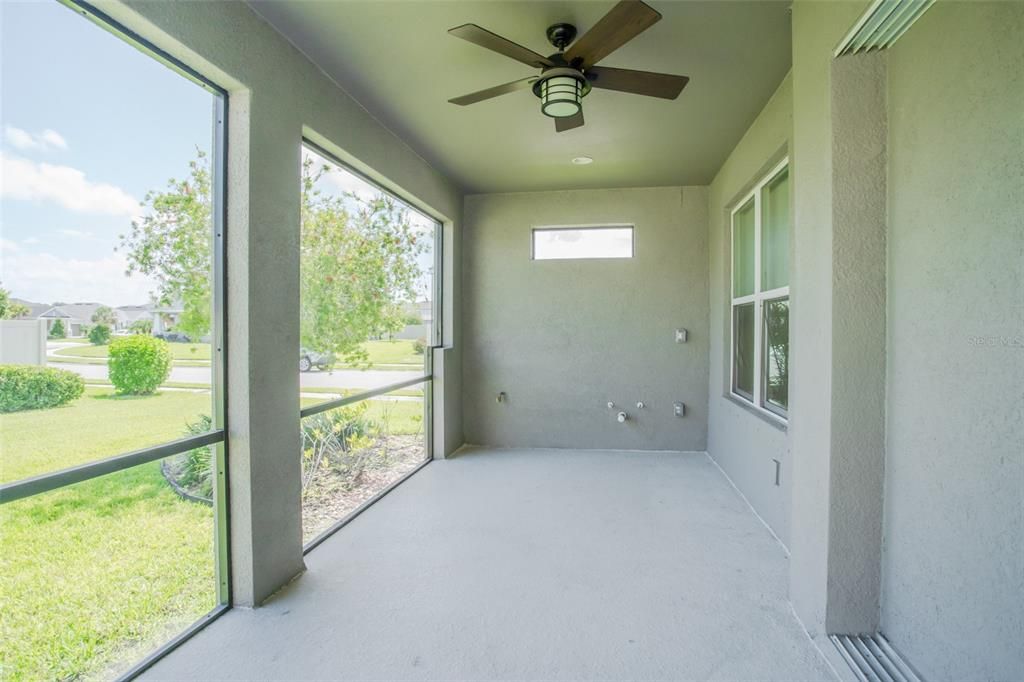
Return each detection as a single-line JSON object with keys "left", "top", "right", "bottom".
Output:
{"left": 334, "top": 339, "right": 424, "bottom": 367}
{"left": 0, "top": 389, "right": 216, "bottom": 681}
{"left": 0, "top": 388, "right": 422, "bottom": 680}
{"left": 54, "top": 342, "right": 212, "bottom": 362}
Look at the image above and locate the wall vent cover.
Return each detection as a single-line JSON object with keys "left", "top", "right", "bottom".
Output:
{"left": 830, "top": 633, "right": 925, "bottom": 682}
{"left": 834, "top": 0, "right": 935, "bottom": 57}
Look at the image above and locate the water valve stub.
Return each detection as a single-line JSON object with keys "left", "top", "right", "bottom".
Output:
{"left": 617, "top": 411, "right": 629, "bottom": 423}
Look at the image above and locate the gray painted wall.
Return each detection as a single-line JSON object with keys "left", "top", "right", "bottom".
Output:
{"left": 706, "top": 74, "right": 793, "bottom": 547}
{"left": 463, "top": 187, "right": 709, "bottom": 451}
{"left": 882, "top": 2, "right": 1024, "bottom": 678}
{"left": 787, "top": 0, "right": 874, "bottom": 635}
{"left": 103, "top": 0, "right": 464, "bottom": 605}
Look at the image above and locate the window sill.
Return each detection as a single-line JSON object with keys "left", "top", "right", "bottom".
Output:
{"left": 723, "top": 393, "right": 788, "bottom": 433}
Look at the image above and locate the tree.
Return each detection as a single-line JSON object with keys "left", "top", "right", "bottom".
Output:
{"left": 129, "top": 319, "right": 153, "bottom": 335}
{"left": 48, "top": 319, "right": 66, "bottom": 339}
{"left": 300, "top": 156, "right": 427, "bottom": 366}
{"left": 0, "top": 286, "right": 29, "bottom": 320}
{"left": 91, "top": 305, "right": 118, "bottom": 328}
{"left": 88, "top": 324, "right": 111, "bottom": 346}
{"left": 118, "top": 149, "right": 212, "bottom": 342}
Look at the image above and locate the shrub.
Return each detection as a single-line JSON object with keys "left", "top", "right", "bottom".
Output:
{"left": 88, "top": 324, "right": 111, "bottom": 346}
{"left": 165, "top": 414, "right": 214, "bottom": 500}
{"left": 300, "top": 401, "right": 375, "bottom": 492}
{"left": 129, "top": 319, "right": 153, "bottom": 335}
{"left": 412, "top": 337, "right": 427, "bottom": 355}
{"left": 0, "top": 365, "right": 85, "bottom": 412}
{"left": 48, "top": 319, "right": 66, "bottom": 339}
{"left": 108, "top": 335, "right": 171, "bottom": 395}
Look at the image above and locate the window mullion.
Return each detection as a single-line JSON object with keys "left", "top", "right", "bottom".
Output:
{"left": 753, "top": 190, "right": 763, "bottom": 409}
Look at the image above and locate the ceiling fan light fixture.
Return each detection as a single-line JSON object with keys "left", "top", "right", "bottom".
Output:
{"left": 537, "top": 73, "right": 586, "bottom": 118}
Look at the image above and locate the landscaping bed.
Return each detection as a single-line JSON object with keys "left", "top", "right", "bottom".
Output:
{"left": 301, "top": 433, "right": 426, "bottom": 542}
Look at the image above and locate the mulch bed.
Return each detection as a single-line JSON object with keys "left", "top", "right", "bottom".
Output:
{"left": 301, "top": 434, "right": 426, "bottom": 541}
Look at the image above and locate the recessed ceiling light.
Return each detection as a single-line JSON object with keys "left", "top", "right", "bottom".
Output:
{"left": 572, "top": 156, "right": 593, "bottom": 165}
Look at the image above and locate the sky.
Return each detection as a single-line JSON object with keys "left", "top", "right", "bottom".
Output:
{"left": 0, "top": 1, "right": 436, "bottom": 309}
{"left": 1, "top": 0, "right": 214, "bottom": 306}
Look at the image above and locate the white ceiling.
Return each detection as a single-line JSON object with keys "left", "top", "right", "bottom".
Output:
{"left": 249, "top": 0, "right": 792, "bottom": 194}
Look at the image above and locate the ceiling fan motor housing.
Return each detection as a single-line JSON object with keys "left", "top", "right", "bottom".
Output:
{"left": 545, "top": 23, "right": 577, "bottom": 51}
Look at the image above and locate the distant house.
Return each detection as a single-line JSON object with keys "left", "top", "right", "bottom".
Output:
{"left": 11, "top": 298, "right": 51, "bottom": 321}
{"left": 37, "top": 302, "right": 106, "bottom": 337}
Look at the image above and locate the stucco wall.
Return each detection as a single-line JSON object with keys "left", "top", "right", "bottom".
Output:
{"left": 463, "top": 187, "right": 709, "bottom": 451}
{"left": 787, "top": 0, "right": 874, "bottom": 635}
{"left": 706, "top": 74, "right": 793, "bottom": 546}
{"left": 99, "top": 0, "right": 464, "bottom": 605}
{"left": 882, "top": 2, "right": 1024, "bottom": 679}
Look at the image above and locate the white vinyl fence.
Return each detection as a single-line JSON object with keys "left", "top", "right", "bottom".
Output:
{"left": 0, "top": 319, "right": 48, "bottom": 366}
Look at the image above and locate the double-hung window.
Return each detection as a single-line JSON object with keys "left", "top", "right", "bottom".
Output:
{"left": 730, "top": 160, "right": 790, "bottom": 420}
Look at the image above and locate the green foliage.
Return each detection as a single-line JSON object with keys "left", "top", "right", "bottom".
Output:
{"left": 412, "top": 337, "right": 426, "bottom": 355}
{"left": 168, "top": 414, "right": 214, "bottom": 499}
{"left": 91, "top": 305, "right": 118, "bottom": 327}
{"left": 88, "top": 323, "right": 111, "bottom": 346}
{"left": 118, "top": 149, "right": 212, "bottom": 342}
{"left": 129, "top": 318, "right": 153, "bottom": 334}
{"left": 300, "top": 156, "right": 427, "bottom": 366}
{"left": 0, "top": 285, "right": 29, "bottom": 319}
{"left": 0, "top": 365, "right": 85, "bottom": 413}
{"left": 300, "top": 401, "right": 375, "bottom": 492}
{"left": 48, "top": 319, "right": 66, "bottom": 339}
{"left": 108, "top": 335, "right": 172, "bottom": 395}
{"left": 403, "top": 311, "right": 423, "bottom": 326}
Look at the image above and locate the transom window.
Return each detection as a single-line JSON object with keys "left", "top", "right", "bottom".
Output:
{"left": 730, "top": 160, "right": 789, "bottom": 420}
{"left": 532, "top": 225, "right": 634, "bottom": 260}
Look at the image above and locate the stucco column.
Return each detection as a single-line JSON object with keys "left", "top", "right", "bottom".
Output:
{"left": 225, "top": 91, "right": 306, "bottom": 606}
{"left": 788, "top": 0, "right": 887, "bottom": 637}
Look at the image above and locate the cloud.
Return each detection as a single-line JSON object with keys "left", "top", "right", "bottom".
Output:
{"left": 1, "top": 238, "right": 20, "bottom": 253}
{"left": 0, "top": 249, "right": 157, "bottom": 307}
{"left": 302, "top": 147, "right": 377, "bottom": 203}
{"left": 58, "top": 229, "right": 94, "bottom": 239}
{"left": 4, "top": 126, "right": 68, "bottom": 152}
{"left": 1, "top": 151, "right": 140, "bottom": 217}
{"left": 22, "top": 237, "right": 40, "bottom": 245}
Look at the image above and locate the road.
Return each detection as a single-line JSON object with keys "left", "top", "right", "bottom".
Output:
{"left": 50, "top": 362, "right": 424, "bottom": 391}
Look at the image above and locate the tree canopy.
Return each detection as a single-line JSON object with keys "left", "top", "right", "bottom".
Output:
{"left": 300, "top": 155, "right": 427, "bottom": 366}
{"left": 118, "top": 150, "right": 212, "bottom": 341}
{"left": 117, "top": 150, "right": 428, "bottom": 364}
{"left": 0, "top": 286, "right": 29, "bottom": 320}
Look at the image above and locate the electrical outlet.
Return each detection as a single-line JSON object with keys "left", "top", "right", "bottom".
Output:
{"left": 675, "top": 328, "right": 688, "bottom": 343}
{"left": 673, "top": 402, "right": 686, "bottom": 417}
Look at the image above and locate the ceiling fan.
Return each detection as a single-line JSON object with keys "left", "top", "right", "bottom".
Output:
{"left": 446, "top": 0, "right": 689, "bottom": 133}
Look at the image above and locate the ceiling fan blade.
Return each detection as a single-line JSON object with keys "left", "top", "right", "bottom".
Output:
{"left": 586, "top": 66, "right": 689, "bottom": 99}
{"left": 555, "top": 110, "right": 585, "bottom": 133}
{"left": 565, "top": 0, "right": 661, "bottom": 68}
{"left": 448, "top": 24, "right": 554, "bottom": 69}
{"left": 448, "top": 77, "right": 537, "bottom": 106}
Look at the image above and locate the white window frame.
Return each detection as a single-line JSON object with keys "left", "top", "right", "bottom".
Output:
{"left": 729, "top": 158, "right": 789, "bottom": 423}
{"left": 531, "top": 224, "right": 635, "bottom": 260}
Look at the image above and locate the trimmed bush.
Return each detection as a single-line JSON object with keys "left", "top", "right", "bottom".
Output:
{"left": 412, "top": 337, "right": 427, "bottom": 355}
{"left": 48, "top": 319, "right": 66, "bottom": 339}
{"left": 108, "top": 335, "right": 171, "bottom": 395}
{"left": 0, "top": 365, "right": 85, "bottom": 413}
{"left": 88, "top": 324, "right": 111, "bottom": 346}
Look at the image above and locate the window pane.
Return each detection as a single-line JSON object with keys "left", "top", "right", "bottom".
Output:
{"left": 761, "top": 167, "right": 790, "bottom": 290}
{"left": 732, "top": 199, "right": 755, "bottom": 297}
{"left": 532, "top": 227, "right": 633, "bottom": 260}
{"left": 0, "top": 457, "right": 217, "bottom": 680}
{"left": 0, "top": 1, "right": 219, "bottom": 479}
{"left": 299, "top": 145, "right": 436, "bottom": 410}
{"left": 301, "top": 384, "right": 428, "bottom": 545}
{"left": 763, "top": 297, "right": 789, "bottom": 412}
{"left": 733, "top": 303, "right": 755, "bottom": 398}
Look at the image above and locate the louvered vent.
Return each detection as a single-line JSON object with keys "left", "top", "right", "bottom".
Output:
{"left": 831, "top": 633, "right": 925, "bottom": 682}
{"left": 834, "top": 0, "right": 935, "bottom": 56}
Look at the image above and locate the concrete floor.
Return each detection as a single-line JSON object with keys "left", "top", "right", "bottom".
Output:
{"left": 144, "top": 448, "right": 837, "bottom": 681}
